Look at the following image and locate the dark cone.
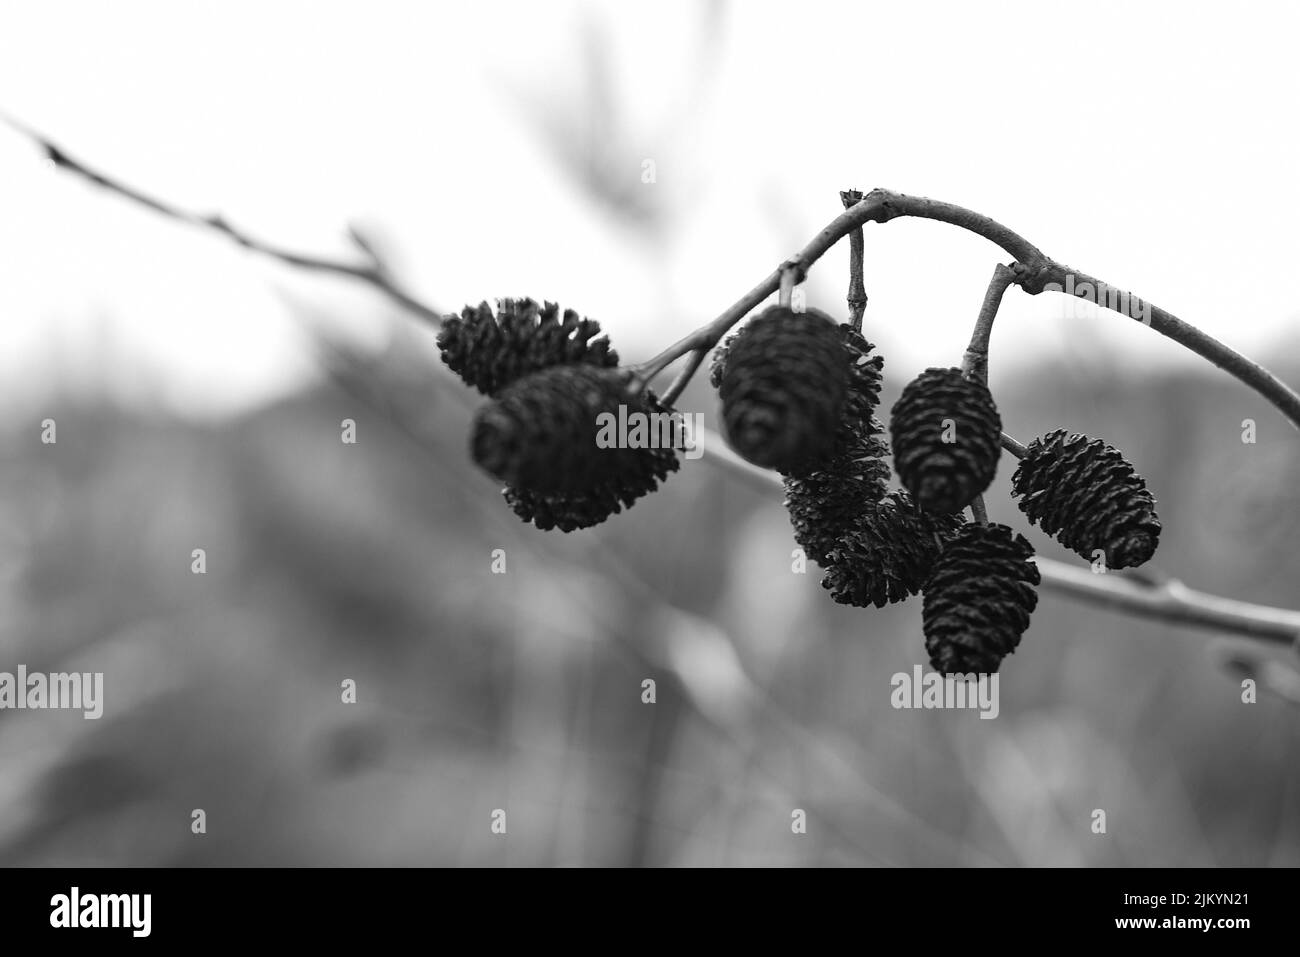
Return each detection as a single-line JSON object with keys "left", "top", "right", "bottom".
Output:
{"left": 471, "top": 365, "right": 679, "bottom": 497}
{"left": 922, "top": 523, "right": 1040, "bottom": 675}
{"left": 502, "top": 458, "right": 679, "bottom": 532}
{"left": 1011, "top": 429, "right": 1161, "bottom": 568}
{"left": 716, "top": 318, "right": 885, "bottom": 470}
{"left": 821, "top": 491, "right": 965, "bottom": 607}
{"left": 833, "top": 324, "right": 885, "bottom": 449}
{"left": 890, "top": 367, "right": 1002, "bottom": 514}
{"left": 438, "top": 298, "right": 618, "bottom": 396}
{"left": 784, "top": 430, "right": 890, "bottom": 566}
{"left": 717, "top": 306, "right": 850, "bottom": 471}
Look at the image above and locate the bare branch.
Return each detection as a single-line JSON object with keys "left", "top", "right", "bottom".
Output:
{"left": 1001, "top": 432, "right": 1029, "bottom": 458}
{"left": 660, "top": 348, "right": 706, "bottom": 406}
{"left": 640, "top": 188, "right": 1300, "bottom": 434}
{"left": 14, "top": 117, "right": 1300, "bottom": 647}
{"left": 1, "top": 113, "right": 443, "bottom": 328}
{"left": 961, "top": 263, "right": 1017, "bottom": 384}
{"left": 839, "top": 188, "right": 868, "bottom": 331}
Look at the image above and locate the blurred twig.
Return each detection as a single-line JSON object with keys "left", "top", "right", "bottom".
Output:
{"left": 632, "top": 194, "right": 1300, "bottom": 434}
{"left": 1212, "top": 640, "right": 1300, "bottom": 708}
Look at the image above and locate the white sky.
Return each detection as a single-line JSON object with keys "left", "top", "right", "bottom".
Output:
{"left": 1, "top": 0, "right": 1298, "bottom": 417}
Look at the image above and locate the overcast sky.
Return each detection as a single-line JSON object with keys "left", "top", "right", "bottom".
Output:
{"left": 2, "top": 0, "right": 1297, "bottom": 416}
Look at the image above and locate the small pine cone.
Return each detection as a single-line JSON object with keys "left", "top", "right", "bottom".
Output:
{"left": 1010, "top": 429, "right": 1161, "bottom": 568}
{"left": 820, "top": 491, "right": 965, "bottom": 607}
{"left": 438, "top": 298, "right": 618, "bottom": 396}
{"left": 502, "top": 454, "right": 679, "bottom": 531}
{"left": 922, "top": 523, "right": 1040, "bottom": 675}
{"left": 784, "top": 431, "right": 891, "bottom": 566}
{"left": 717, "top": 306, "right": 850, "bottom": 472}
{"left": 471, "top": 365, "right": 678, "bottom": 497}
{"left": 836, "top": 325, "right": 883, "bottom": 423}
{"left": 713, "top": 320, "right": 884, "bottom": 453}
{"left": 890, "top": 367, "right": 1002, "bottom": 514}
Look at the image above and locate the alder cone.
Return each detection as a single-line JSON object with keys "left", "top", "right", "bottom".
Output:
{"left": 890, "top": 367, "right": 1002, "bottom": 514}
{"left": 776, "top": 321, "right": 891, "bottom": 562}
{"left": 922, "top": 523, "right": 1040, "bottom": 675}
{"left": 784, "top": 430, "right": 891, "bottom": 566}
{"left": 712, "top": 320, "right": 883, "bottom": 438}
{"left": 717, "top": 306, "right": 850, "bottom": 472}
{"left": 471, "top": 365, "right": 678, "bottom": 499}
{"left": 438, "top": 298, "right": 617, "bottom": 396}
{"left": 1010, "top": 429, "right": 1161, "bottom": 568}
{"left": 502, "top": 465, "right": 678, "bottom": 532}
{"left": 716, "top": 317, "right": 887, "bottom": 475}
{"left": 820, "top": 491, "right": 965, "bottom": 608}
{"left": 833, "top": 325, "right": 885, "bottom": 452}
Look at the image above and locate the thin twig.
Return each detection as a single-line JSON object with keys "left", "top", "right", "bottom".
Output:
{"left": 957, "top": 265, "right": 1019, "bottom": 500}
{"left": 840, "top": 189, "right": 868, "bottom": 332}
{"left": 961, "top": 263, "right": 1017, "bottom": 383}
{"left": 1000, "top": 432, "right": 1029, "bottom": 458}
{"left": 15, "top": 118, "right": 1300, "bottom": 647}
{"left": 1211, "top": 640, "right": 1300, "bottom": 707}
{"left": 660, "top": 348, "right": 706, "bottom": 406}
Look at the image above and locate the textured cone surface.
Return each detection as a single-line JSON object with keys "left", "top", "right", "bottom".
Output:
{"left": 784, "top": 430, "right": 890, "bottom": 566}
{"left": 500, "top": 381, "right": 680, "bottom": 532}
{"left": 922, "top": 523, "right": 1040, "bottom": 675}
{"left": 717, "top": 306, "right": 849, "bottom": 471}
{"left": 772, "top": 321, "right": 889, "bottom": 562}
{"left": 1011, "top": 429, "right": 1161, "bottom": 568}
{"left": 820, "top": 491, "right": 965, "bottom": 607}
{"left": 438, "top": 298, "right": 617, "bottom": 396}
{"left": 890, "top": 367, "right": 1002, "bottom": 514}
{"left": 831, "top": 325, "right": 885, "bottom": 458}
{"left": 471, "top": 365, "right": 679, "bottom": 498}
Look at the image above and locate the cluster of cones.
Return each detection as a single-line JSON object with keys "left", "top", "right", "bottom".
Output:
{"left": 441, "top": 298, "right": 1162, "bottom": 675}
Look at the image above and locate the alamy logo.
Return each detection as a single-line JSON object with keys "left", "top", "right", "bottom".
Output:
{"left": 595, "top": 404, "right": 705, "bottom": 460}
{"left": 0, "top": 666, "right": 103, "bottom": 719}
{"left": 1044, "top": 273, "right": 1151, "bottom": 325}
{"left": 50, "top": 887, "right": 151, "bottom": 937}
{"left": 891, "top": 665, "right": 999, "bottom": 719}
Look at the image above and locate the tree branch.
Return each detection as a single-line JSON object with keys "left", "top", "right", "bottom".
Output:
{"left": 13, "top": 117, "right": 1300, "bottom": 648}
{"left": 0, "top": 112, "right": 443, "bottom": 329}
{"left": 660, "top": 348, "right": 706, "bottom": 406}
{"left": 840, "top": 188, "right": 868, "bottom": 332}
{"left": 961, "top": 263, "right": 1017, "bottom": 383}
{"left": 1000, "top": 432, "right": 1029, "bottom": 458}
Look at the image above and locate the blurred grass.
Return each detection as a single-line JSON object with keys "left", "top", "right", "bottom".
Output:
{"left": 1, "top": 330, "right": 1298, "bottom": 866}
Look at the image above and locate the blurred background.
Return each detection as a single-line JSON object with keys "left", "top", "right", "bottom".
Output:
{"left": 1, "top": 0, "right": 1298, "bottom": 865}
